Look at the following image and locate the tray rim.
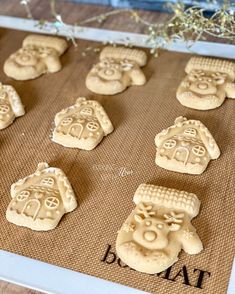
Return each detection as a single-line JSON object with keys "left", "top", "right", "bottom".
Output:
{"left": 0, "top": 15, "right": 235, "bottom": 59}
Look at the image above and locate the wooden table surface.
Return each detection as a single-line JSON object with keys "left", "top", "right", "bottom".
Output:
{"left": 0, "top": 1, "right": 231, "bottom": 293}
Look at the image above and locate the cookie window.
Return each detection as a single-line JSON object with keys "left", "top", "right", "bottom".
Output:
{"left": 86, "top": 121, "right": 99, "bottom": 132}
{"left": 61, "top": 117, "right": 73, "bottom": 126}
{"left": 0, "top": 105, "right": 10, "bottom": 114}
{"left": 163, "top": 139, "right": 176, "bottom": 149}
{"left": 16, "top": 190, "right": 30, "bottom": 201}
{"left": 41, "top": 177, "right": 54, "bottom": 187}
{"left": 184, "top": 128, "right": 197, "bottom": 137}
{"left": 45, "top": 196, "right": 59, "bottom": 209}
{"left": 80, "top": 107, "right": 93, "bottom": 116}
{"left": 192, "top": 145, "right": 206, "bottom": 156}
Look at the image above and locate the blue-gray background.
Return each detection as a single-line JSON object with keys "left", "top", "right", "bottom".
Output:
{"left": 67, "top": 0, "right": 227, "bottom": 12}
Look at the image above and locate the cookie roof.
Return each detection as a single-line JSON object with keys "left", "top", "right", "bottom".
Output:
{"left": 185, "top": 57, "right": 235, "bottom": 80}
{"left": 133, "top": 184, "right": 200, "bottom": 218}
{"left": 1, "top": 84, "right": 25, "bottom": 117}
{"left": 54, "top": 97, "right": 114, "bottom": 135}
{"left": 100, "top": 46, "right": 147, "bottom": 67}
{"left": 155, "top": 116, "right": 220, "bottom": 159}
{"left": 11, "top": 162, "right": 77, "bottom": 212}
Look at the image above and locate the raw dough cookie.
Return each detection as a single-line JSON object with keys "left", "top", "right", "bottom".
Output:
{"left": 177, "top": 57, "right": 235, "bottom": 110}
{"left": 52, "top": 97, "right": 114, "bottom": 150}
{"left": 116, "top": 184, "right": 203, "bottom": 274}
{"left": 86, "top": 46, "right": 147, "bottom": 95}
{"left": 0, "top": 82, "right": 25, "bottom": 129}
{"left": 6, "top": 162, "right": 77, "bottom": 231}
{"left": 154, "top": 116, "right": 220, "bottom": 174}
{"left": 4, "top": 34, "right": 68, "bottom": 80}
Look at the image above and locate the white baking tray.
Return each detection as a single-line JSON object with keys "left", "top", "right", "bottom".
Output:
{"left": 0, "top": 250, "right": 146, "bottom": 294}
{"left": 0, "top": 250, "right": 234, "bottom": 294}
{"left": 0, "top": 16, "right": 234, "bottom": 293}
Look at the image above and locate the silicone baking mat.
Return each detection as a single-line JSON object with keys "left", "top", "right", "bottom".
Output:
{"left": 0, "top": 28, "right": 234, "bottom": 294}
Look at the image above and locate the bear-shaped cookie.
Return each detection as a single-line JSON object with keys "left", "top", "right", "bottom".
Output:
{"left": 0, "top": 82, "right": 25, "bottom": 129}
{"left": 4, "top": 34, "right": 68, "bottom": 80}
{"left": 154, "top": 116, "right": 220, "bottom": 174}
{"left": 177, "top": 57, "right": 235, "bottom": 110}
{"left": 116, "top": 184, "right": 203, "bottom": 274}
{"left": 6, "top": 162, "right": 77, "bottom": 231}
{"left": 86, "top": 46, "right": 147, "bottom": 95}
{"left": 52, "top": 97, "right": 114, "bottom": 150}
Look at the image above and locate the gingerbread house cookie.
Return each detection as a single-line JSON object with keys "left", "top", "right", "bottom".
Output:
{"left": 4, "top": 34, "right": 68, "bottom": 80}
{"left": 52, "top": 97, "right": 114, "bottom": 150}
{"left": 154, "top": 116, "right": 220, "bottom": 174}
{"left": 86, "top": 46, "right": 147, "bottom": 95}
{"left": 177, "top": 57, "right": 235, "bottom": 110}
{"left": 0, "top": 83, "right": 25, "bottom": 130}
{"left": 6, "top": 163, "right": 77, "bottom": 231}
{"left": 116, "top": 184, "right": 203, "bottom": 274}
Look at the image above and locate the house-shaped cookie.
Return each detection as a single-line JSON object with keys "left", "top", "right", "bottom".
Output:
{"left": 4, "top": 34, "right": 68, "bottom": 80}
{"left": 154, "top": 116, "right": 220, "bottom": 174}
{"left": 6, "top": 163, "right": 77, "bottom": 231}
{"left": 0, "top": 83, "right": 25, "bottom": 130}
{"left": 52, "top": 97, "right": 114, "bottom": 150}
{"left": 176, "top": 57, "right": 235, "bottom": 110}
{"left": 116, "top": 184, "right": 203, "bottom": 274}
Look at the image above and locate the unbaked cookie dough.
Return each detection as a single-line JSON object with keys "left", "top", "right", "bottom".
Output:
{"left": 52, "top": 97, "right": 114, "bottom": 150}
{"left": 4, "top": 34, "right": 68, "bottom": 80}
{"left": 116, "top": 184, "right": 203, "bottom": 274}
{"left": 177, "top": 57, "right": 235, "bottom": 110}
{"left": 86, "top": 46, "right": 147, "bottom": 95}
{"left": 6, "top": 162, "right": 77, "bottom": 231}
{"left": 154, "top": 116, "right": 220, "bottom": 174}
{"left": 0, "top": 82, "right": 25, "bottom": 129}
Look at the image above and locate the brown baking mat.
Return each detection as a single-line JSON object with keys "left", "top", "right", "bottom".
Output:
{"left": 0, "top": 28, "right": 234, "bottom": 294}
